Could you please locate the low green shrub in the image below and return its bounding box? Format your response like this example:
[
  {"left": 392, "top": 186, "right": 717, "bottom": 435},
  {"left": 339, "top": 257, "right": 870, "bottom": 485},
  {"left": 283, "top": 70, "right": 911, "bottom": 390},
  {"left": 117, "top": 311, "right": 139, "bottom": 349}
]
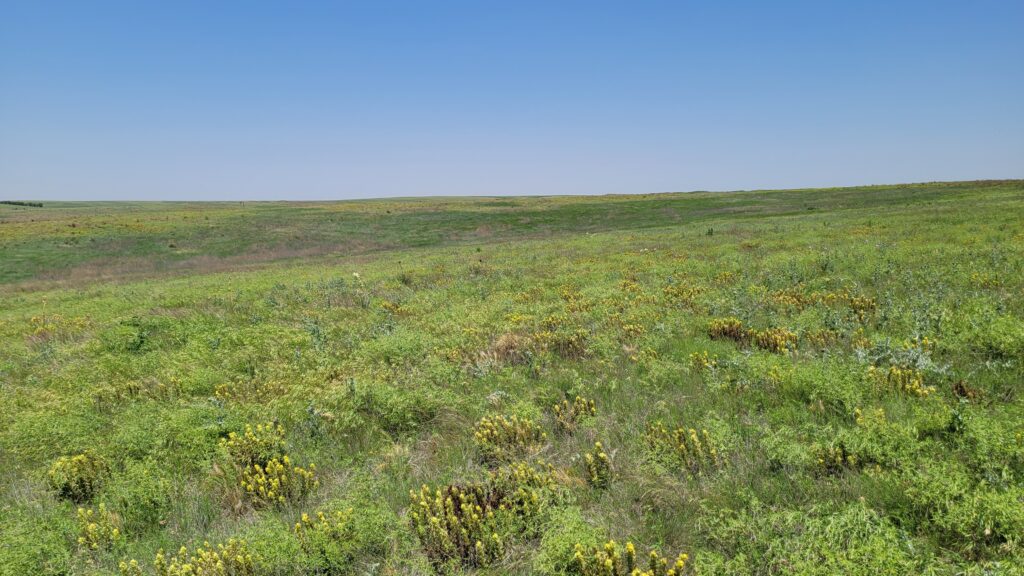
[
  {"left": 100, "top": 458, "right": 171, "bottom": 533},
  {"left": 356, "top": 384, "right": 451, "bottom": 436},
  {"left": 533, "top": 507, "right": 602, "bottom": 576},
  {"left": 812, "top": 408, "right": 919, "bottom": 475},
  {"left": 962, "top": 313, "right": 1024, "bottom": 360},
  {"left": 891, "top": 460, "right": 1024, "bottom": 558},
  {"left": 696, "top": 500, "right": 922, "bottom": 575},
  {"left": 0, "top": 505, "right": 74, "bottom": 576},
  {"left": 759, "top": 425, "right": 816, "bottom": 471}
]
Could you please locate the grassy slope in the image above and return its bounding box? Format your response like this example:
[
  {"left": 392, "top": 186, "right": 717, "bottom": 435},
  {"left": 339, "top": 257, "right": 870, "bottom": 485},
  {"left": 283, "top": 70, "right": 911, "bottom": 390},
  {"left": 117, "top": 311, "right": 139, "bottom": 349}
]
[
  {"left": 2, "top": 180, "right": 1013, "bottom": 287},
  {"left": 1, "top": 180, "right": 1023, "bottom": 575}
]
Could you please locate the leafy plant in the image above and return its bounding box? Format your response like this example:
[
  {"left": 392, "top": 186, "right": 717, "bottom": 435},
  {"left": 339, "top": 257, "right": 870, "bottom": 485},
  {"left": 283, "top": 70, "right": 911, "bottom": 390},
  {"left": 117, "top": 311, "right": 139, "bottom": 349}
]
[
  {"left": 219, "top": 423, "right": 286, "bottom": 468},
  {"left": 408, "top": 461, "right": 556, "bottom": 571},
  {"left": 76, "top": 503, "right": 121, "bottom": 550},
  {"left": 119, "top": 538, "right": 257, "bottom": 576},
  {"left": 583, "top": 442, "right": 612, "bottom": 489},
  {"left": 573, "top": 540, "right": 688, "bottom": 576},
  {"left": 646, "top": 423, "right": 720, "bottom": 475},
  {"left": 48, "top": 451, "right": 108, "bottom": 503},
  {"left": 241, "top": 456, "right": 318, "bottom": 508},
  {"left": 473, "top": 414, "right": 548, "bottom": 463},
  {"left": 293, "top": 508, "right": 356, "bottom": 572},
  {"left": 553, "top": 396, "right": 597, "bottom": 434}
]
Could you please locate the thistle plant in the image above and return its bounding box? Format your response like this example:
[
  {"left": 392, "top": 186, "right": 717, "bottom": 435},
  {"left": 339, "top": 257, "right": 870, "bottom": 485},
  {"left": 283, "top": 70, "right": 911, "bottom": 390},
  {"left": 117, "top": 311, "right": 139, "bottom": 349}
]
[
  {"left": 553, "top": 395, "right": 597, "bottom": 434},
  {"left": 573, "top": 540, "right": 688, "bottom": 576},
  {"left": 584, "top": 442, "right": 612, "bottom": 489}
]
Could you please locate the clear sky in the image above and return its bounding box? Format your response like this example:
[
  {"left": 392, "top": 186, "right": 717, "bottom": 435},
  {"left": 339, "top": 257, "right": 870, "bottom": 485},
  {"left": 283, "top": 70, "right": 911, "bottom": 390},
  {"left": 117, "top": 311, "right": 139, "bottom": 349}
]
[{"left": 1, "top": 1, "right": 1022, "bottom": 200}]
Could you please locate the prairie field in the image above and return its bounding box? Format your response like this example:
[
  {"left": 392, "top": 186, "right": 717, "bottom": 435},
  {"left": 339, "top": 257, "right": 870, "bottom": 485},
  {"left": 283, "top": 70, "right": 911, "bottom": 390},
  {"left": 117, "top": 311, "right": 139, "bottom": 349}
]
[{"left": 2, "top": 180, "right": 1024, "bottom": 575}]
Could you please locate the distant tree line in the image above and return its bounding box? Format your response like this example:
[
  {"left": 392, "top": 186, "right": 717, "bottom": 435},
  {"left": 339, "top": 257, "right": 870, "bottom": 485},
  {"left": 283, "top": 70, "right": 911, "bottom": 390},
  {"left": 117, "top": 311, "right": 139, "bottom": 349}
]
[{"left": 0, "top": 201, "right": 43, "bottom": 207}]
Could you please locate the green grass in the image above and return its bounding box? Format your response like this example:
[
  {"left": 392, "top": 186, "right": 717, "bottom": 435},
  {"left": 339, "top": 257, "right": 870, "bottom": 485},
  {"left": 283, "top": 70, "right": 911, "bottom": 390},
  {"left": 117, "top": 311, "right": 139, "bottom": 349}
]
[
  {"left": 1, "top": 180, "right": 1023, "bottom": 575},
  {"left": 3, "top": 180, "right": 1016, "bottom": 287}
]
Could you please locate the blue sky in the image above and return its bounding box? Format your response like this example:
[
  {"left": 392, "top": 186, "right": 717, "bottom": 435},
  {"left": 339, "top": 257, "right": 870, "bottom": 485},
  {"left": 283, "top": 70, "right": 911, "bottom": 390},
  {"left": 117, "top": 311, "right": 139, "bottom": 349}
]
[{"left": 1, "top": 1, "right": 1022, "bottom": 200}]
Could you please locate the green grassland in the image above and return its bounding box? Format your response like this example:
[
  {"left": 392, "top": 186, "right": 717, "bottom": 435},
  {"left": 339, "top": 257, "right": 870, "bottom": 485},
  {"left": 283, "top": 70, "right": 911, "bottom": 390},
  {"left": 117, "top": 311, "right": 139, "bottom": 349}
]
[{"left": 1, "top": 180, "right": 1023, "bottom": 575}]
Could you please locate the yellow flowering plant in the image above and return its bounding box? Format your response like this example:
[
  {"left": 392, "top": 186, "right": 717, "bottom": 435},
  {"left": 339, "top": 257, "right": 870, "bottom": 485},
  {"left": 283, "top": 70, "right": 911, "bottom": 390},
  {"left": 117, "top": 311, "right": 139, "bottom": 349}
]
[
  {"left": 707, "top": 317, "right": 748, "bottom": 344},
  {"left": 473, "top": 414, "right": 547, "bottom": 463},
  {"left": 688, "top": 351, "right": 718, "bottom": 373},
  {"left": 553, "top": 395, "right": 597, "bottom": 434},
  {"left": 584, "top": 442, "right": 612, "bottom": 489},
  {"left": 294, "top": 508, "right": 356, "bottom": 572},
  {"left": 48, "top": 451, "right": 108, "bottom": 503},
  {"left": 219, "top": 423, "right": 319, "bottom": 508},
  {"left": 646, "top": 423, "right": 720, "bottom": 476},
  {"left": 219, "top": 422, "right": 286, "bottom": 468},
  {"left": 408, "top": 461, "right": 555, "bottom": 570},
  {"left": 119, "top": 538, "right": 256, "bottom": 576},
  {"left": 76, "top": 503, "right": 121, "bottom": 550},
  {"left": 241, "top": 456, "right": 318, "bottom": 508},
  {"left": 573, "top": 540, "right": 688, "bottom": 576},
  {"left": 868, "top": 365, "right": 935, "bottom": 397}
]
